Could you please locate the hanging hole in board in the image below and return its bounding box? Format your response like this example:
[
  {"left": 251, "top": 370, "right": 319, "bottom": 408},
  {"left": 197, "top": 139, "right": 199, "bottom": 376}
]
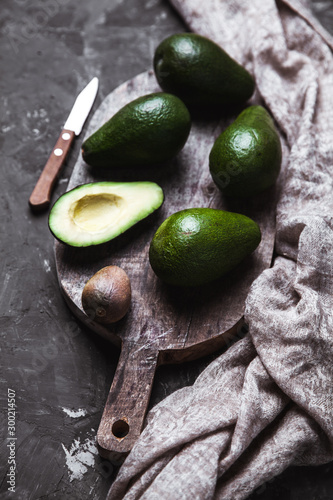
[{"left": 112, "top": 419, "right": 129, "bottom": 438}]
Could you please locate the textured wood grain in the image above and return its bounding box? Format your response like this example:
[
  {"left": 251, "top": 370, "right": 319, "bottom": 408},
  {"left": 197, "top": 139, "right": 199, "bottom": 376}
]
[{"left": 55, "top": 70, "right": 278, "bottom": 461}]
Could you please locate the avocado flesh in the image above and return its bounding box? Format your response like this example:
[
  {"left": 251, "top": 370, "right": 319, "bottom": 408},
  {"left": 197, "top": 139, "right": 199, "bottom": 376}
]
[
  {"left": 49, "top": 181, "right": 164, "bottom": 247},
  {"left": 153, "top": 33, "right": 255, "bottom": 109},
  {"left": 149, "top": 208, "right": 261, "bottom": 287},
  {"left": 209, "top": 105, "right": 282, "bottom": 198},
  {"left": 81, "top": 92, "right": 191, "bottom": 169}
]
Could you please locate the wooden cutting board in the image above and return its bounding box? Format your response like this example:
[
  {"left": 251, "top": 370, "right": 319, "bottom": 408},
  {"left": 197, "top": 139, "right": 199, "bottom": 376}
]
[{"left": 55, "top": 70, "right": 277, "bottom": 463}]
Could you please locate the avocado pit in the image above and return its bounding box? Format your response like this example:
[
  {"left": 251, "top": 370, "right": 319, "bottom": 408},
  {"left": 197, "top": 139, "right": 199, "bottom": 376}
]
[{"left": 82, "top": 265, "right": 131, "bottom": 324}]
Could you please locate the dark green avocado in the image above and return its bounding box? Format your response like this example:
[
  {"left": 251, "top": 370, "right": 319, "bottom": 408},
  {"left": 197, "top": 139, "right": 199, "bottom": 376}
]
[
  {"left": 49, "top": 181, "right": 164, "bottom": 247},
  {"left": 81, "top": 92, "right": 191, "bottom": 168},
  {"left": 153, "top": 33, "right": 255, "bottom": 109},
  {"left": 209, "top": 105, "right": 282, "bottom": 198},
  {"left": 149, "top": 208, "right": 261, "bottom": 287}
]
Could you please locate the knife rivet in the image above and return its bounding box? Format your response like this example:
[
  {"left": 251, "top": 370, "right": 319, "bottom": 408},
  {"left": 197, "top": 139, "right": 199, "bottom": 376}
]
[
  {"left": 54, "top": 148, "right": 63, "bottom": 156},
  {"left": 62, "top": 132, "right": 71, "bottom": 141}
]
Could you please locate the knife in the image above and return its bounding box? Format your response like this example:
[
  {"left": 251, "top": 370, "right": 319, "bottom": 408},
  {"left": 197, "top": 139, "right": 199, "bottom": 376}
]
[{"left": 29, "top": 77, "right": 99, "bottom": 212}]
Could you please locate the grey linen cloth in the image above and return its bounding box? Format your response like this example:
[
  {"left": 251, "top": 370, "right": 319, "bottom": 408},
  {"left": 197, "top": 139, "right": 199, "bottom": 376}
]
[{"left": 107, "top": 1, "right": 333, "bottom": 498}]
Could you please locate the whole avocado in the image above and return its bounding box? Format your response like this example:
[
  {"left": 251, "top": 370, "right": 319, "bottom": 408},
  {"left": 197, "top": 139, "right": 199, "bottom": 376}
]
[
  {"left": 209, "top": 105, "right": 282, "bottom": 198},
  {"left": 82, "top": 92, "right": 191, "bottom": 168},
  {"left": 153, "top": 33, "right": 255, "bottom": 109},
  {"left": 149, "top": 208, "right": 261, "bottom": 287}
]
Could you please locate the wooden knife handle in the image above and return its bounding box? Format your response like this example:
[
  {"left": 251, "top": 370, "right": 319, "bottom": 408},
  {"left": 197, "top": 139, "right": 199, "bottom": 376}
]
[
  {"left": 97, "top": 343, "right": 159, "bottom": 464},
  {"left": 29, "top": 129, "right": 75, "bottom": 212}
]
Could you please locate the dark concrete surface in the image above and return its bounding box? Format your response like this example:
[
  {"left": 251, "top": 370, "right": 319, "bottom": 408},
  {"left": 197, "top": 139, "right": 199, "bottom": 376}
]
[{"left": 1, "top": 0, "right": 333, "bottom": 499}]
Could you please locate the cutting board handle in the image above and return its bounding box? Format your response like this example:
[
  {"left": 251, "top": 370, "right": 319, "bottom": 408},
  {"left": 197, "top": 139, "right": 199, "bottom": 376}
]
[{"left": 97, "top": 343, "right": 159, "bottom": 463}]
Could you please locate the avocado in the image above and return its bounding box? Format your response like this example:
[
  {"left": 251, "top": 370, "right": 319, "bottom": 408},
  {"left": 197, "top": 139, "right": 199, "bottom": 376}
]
[
  {"left": 153, "top": 33, "right": 255, "bottom": 109},
  {"left": 81, "top": 92, "right": 191, "bottom": 168},
  {"left": 149, "top": 208, "right": 261, "bottom": 287},
  {"left": 209, "top": 105, "right": 282, "bottom": 198},
  {"left": 49, "top": 181, "right": 164, "bottom": 247},
  {"left": 82, "top": 266, "right": 131, "bottom": 324}
]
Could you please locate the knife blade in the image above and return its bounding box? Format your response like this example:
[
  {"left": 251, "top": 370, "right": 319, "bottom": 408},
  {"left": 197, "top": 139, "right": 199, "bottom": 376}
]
[{"left": 29, "top": 77, "right": 99, "bottom": 212}]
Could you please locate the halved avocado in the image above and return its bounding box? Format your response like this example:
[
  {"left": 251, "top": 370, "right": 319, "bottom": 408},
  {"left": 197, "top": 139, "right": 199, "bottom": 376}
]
[{"left": 48, "top": 181, "right": 164, "bottom": 247}]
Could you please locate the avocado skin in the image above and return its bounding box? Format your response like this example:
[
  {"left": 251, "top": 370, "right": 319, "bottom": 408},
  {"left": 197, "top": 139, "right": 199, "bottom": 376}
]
[
  {"left": 82, "top": 92, "right": 191, "bottom": 168},
  {"left": 209, "top": 106, "right": 282, "bottom": 198},
  {"left": 153, "top": 33, "right": 255, "bottom": 109},
  {"left": 149, "top": 208, "right": 261, "bottom": 287}
]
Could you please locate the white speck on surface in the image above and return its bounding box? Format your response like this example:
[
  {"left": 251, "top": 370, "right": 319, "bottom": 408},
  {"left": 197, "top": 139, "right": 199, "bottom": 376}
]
[
  {"left": 62, "top": 436, "right": 98, "bottom": 482},
  {"left": 62, "top": 407, "right": 87, "bottom": 418},
  {"left": 2, "top": 124, "right": 14, "bottom": 133},
  {"left": 157, "top": 10, "right": 167, "bottom": 20},
  {"left": 43, "top": 259, "right": 51, "bottom": 272}
]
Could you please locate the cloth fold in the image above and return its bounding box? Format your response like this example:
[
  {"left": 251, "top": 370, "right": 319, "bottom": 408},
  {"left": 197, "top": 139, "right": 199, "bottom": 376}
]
[{"left": 107, "top": 1, "right": 333, "bottom": 498}]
